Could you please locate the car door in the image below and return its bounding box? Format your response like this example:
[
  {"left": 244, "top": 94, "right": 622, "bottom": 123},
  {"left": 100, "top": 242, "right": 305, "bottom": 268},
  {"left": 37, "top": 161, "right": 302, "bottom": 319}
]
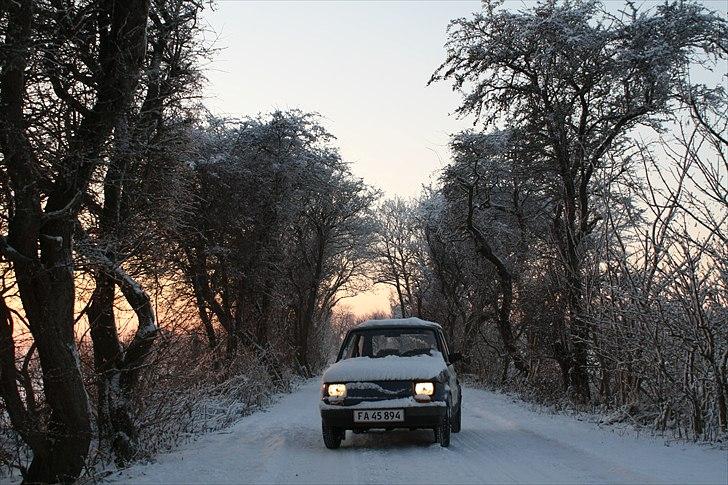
[{"left": 438, "top": 330, "right": 460, "bottom": 409}]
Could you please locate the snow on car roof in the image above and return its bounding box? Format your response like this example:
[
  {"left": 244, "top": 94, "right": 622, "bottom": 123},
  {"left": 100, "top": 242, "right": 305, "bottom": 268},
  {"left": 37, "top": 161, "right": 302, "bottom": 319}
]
[{"left": 354, "top": 317, "right": 442, "bottom": 330}]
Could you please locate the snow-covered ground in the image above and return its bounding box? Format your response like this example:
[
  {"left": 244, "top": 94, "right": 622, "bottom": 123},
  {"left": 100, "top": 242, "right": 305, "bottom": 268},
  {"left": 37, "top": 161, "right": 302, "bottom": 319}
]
[{"left": 113, "top": 380, "right": 727, "bottom": 484}]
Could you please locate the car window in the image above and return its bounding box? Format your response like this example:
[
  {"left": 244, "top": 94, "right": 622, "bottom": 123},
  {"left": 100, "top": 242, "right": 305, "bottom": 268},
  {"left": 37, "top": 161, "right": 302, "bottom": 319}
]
[
  {"left": 339, "top": 328, "right": 440, "bottom": 360},
  {"left": 339, "top": 333, "right": 361, "bottom": 359},
  {"left": 439, "top": 331, "right": 451, "bottom": 360}
]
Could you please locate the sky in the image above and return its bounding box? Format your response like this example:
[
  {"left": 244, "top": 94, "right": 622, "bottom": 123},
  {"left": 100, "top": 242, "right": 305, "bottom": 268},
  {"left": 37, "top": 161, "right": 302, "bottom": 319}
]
[
  {"left": 201, "top": 1, "right": 480, "bottom": 198},
  {"left": 201, "top": 1, "right": 487, "bottom": 315},
  {"left": 201, "top": 0, "right": 727, "bottom": 316}
]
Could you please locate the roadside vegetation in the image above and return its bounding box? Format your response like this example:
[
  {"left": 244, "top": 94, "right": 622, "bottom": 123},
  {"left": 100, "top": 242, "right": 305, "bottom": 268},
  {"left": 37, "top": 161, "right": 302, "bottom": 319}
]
[
  {"left": 408, "top": 0, "right": 727, "bottom": 443},
  {"left": 0, "top": 0, "right": 725, "bottom": 482}
]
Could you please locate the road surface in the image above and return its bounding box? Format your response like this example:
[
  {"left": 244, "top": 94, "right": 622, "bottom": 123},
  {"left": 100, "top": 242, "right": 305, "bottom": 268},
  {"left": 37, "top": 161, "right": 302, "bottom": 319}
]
[{"left": 114, "top": 380, "right": 727, "bottom": 484}]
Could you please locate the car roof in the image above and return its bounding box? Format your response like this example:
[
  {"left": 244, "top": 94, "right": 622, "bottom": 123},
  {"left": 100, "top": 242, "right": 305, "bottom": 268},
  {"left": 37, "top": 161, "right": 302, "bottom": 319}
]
[{"left": 353, "top": 317, "right": 442, "bottom": 331}]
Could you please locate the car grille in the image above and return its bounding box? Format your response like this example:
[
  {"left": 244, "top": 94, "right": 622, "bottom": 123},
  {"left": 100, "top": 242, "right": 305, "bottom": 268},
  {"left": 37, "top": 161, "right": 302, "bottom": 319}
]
[{"left": 345, "top": 380, "right": 411, "bottom": 400}]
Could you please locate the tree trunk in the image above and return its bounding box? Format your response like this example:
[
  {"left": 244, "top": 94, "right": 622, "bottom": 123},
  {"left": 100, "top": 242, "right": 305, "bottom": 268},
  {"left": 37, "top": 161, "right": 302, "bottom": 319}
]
[
  {"left": 187, "top": 248, "right": 236, "bottom": 358},
  {"left": 17, "top": 250, "right": 93, "bottom": 483},
  {"left": 255, "top": 278, "right": 274, "bottom": 348},
  {"left": 191, "top": 277, "right": 218, "bottom": 351},
  {"left": 88, "top": 249, "right": 159, "bottom": 464},
  {"left": 186, "top": 250, "right": 219, "bottom": 351},
  {"left": 84, "top": 112, "right": 162, "bottom": 464},
  {"left": 464, "top": 183, "right": 528, "bottom": 375},
  {"left": 88, "top": 272, "right": 121, "bottom": 443},
  {"left": 0, "top": 298, "right": 46, "bottom": 473},
  {"left": 88, "top": 271, "right": 141, "bottom": 465},
  {"left": 714, "top": 362, "right": 727, "bottom": 433},
  {"left": 395, "top": 281, "right": 407, "bottom": 318},
  {"left": 566, "top": 270, "right": 591, "bottom": 401},
  {"left": 553, "top": 199, "right": 591, "bottom": 402},
  {"left": 297, "top": 231, "right": 326, "bottom": 374},
  {"left": 297, "top": 281, "right": 319, "bottom": 374}
]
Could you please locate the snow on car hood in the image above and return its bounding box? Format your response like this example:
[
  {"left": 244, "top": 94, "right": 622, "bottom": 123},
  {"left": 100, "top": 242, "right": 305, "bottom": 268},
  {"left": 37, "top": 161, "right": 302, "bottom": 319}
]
[{"left": 322, "top": 351, "right": 447, "bottom": 383}]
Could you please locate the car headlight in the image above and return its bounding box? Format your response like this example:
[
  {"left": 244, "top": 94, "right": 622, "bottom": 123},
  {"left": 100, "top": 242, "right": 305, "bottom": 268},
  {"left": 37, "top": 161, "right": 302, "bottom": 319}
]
[
  {"left": 327, "top": 383, "right": 347, "bottom": 398},
  {"left": 414, "top": 382, "right": 434, "bottom": 396}
]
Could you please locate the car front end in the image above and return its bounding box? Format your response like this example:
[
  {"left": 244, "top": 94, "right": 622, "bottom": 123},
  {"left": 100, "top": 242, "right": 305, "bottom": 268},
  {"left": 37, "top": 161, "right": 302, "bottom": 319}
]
[{"left": 320, "top": 378, "right": 448, "bottom": 431}]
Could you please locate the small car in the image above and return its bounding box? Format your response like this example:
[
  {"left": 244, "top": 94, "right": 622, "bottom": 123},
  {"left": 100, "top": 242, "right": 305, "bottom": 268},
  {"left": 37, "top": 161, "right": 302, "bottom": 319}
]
[{"left": 319, "top": 317, "right": 462, "bottom": 448}]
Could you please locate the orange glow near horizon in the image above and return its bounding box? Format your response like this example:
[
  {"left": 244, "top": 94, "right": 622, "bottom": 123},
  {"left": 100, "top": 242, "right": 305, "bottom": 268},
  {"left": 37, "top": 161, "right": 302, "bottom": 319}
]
[
  {"left": 338, "top": 285, "right": 392, "bottom": 317},
  {"left": 6, "top": 278, "right": 392, "bottom": 345}
]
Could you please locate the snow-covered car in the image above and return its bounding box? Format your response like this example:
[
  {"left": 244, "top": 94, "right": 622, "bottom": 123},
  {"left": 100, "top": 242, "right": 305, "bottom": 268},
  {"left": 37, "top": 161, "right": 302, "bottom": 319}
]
[{"left": 319, "top": 317, "right": 462, "bottom": 449}]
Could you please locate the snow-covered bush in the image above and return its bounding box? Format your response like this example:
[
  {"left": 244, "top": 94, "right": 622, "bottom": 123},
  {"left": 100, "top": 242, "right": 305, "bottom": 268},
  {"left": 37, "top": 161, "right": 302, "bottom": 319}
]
[{"left": 130, "top": 335, "right": 296, "bottom": 460}]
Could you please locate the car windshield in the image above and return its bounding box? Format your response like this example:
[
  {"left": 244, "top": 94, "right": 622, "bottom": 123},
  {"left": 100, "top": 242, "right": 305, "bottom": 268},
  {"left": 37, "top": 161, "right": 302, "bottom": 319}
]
[{"left": 339, "top": 328, "right": 440, "bottom": 360}]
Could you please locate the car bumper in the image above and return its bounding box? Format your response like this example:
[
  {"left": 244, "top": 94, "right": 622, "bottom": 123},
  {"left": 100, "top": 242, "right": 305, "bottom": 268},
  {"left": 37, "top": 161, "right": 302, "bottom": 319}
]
[{"left": 320, "top": 400, "right": 446, "bottom": 430}]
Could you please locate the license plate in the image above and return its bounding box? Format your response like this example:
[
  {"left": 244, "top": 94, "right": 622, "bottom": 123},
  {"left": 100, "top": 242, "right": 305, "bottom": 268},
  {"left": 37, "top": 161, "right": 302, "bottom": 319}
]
[{"left": 353, "top": 409, "right": 404, "bottom": 423}]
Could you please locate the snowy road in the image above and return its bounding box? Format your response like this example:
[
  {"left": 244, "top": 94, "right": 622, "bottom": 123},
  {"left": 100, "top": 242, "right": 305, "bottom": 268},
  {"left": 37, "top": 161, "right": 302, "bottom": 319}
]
[{"left": 115, "top": 380, "right": 727, "bottom": 484}]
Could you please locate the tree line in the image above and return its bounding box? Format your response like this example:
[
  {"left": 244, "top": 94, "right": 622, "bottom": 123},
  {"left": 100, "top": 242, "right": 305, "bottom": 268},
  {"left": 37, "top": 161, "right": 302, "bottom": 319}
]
[
  {"left": 375, "top": 0, "right": 726, "bottom": 442},
  {"left": 0, "top": 0, "right": 726, "bottom": 482},
  {"left": 0, "top": 1, "right": 377, "bottom": 481}
]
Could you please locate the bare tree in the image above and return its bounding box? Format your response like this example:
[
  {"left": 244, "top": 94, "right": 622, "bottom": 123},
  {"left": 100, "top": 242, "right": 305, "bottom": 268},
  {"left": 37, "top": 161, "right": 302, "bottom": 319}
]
[
  {"left": 0, "top": 1, "right": 150, "bottom": 480},
  {"left": 441, "top": 130, "right": 540, "bottom": 376},
  {"left": 431, "top": 0, "right": 726, "bottom": 400},
  {"left": 372, "top": 198, "right": 425, "bottom": 318},
  {"left": 175, "top": 112, "right": 377, "bottom": 375},
  {"left": 288, "top": 167, "right": 378, "bottom": 373},
  {"left": 79, "top": 1, "right": 207, "bottom": 464}
]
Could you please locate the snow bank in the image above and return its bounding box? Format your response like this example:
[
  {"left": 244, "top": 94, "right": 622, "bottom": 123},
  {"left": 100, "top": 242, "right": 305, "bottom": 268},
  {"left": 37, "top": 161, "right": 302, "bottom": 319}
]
[
  {"left": 322, "top": 351, "right": 447, "bottom": 382},
  {"left": 133, "top": 351, "right": 295, "bottom": 461}
]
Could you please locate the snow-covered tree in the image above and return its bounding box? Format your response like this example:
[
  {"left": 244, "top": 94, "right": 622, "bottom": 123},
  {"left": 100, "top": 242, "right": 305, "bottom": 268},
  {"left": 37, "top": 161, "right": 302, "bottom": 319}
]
[
  {"left": 0, "top": 1, "right": 151, "bottom": 480},
  {"left": 175, "top": 111, "right": 377, "bottom": 374},
  {"left": 372, "top": 198, "right": 428, "bottom": 319},
  {"left": 431, "top": 0, "right": 726, "bottom": 400}
]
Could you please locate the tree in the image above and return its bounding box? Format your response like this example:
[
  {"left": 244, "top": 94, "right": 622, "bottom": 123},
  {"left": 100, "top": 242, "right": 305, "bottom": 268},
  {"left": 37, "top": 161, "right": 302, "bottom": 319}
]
[
  {"left": 0, "top": 1, "right": 151, "bottom": 480},
  {"left": 80, "top": 0, "right": 207, "bottom": 464},
  {"left": 176, "top": 111, "right": 376, "bottom": 374},
  {"left": 372, "top": 198, "right": 425, "bottom": 318},
  {"left": 431, "top": 0, "right": 726, "bottom": 400},
  {"left": 419, "top": 194, "right": 468, "bottom": 342},
  {"left": 177, "top": 113, "right": 314, "bottom": 358},
  {"left": 442, "top": 130, "right": 539, "bottom": 376},
  {"left": 288, "top": 165, "right": 378, "bottom": 372}
]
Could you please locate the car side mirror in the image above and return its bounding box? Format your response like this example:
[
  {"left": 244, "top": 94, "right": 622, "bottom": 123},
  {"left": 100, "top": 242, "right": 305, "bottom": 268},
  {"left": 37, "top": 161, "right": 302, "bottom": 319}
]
[{"left": 450, "top": 352, "right": 463, "bottom": 364}]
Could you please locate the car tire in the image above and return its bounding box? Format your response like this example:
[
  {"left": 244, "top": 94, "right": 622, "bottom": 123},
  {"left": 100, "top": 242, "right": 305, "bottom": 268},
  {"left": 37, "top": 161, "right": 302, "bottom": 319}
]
[
  {"left": 322, "top": 423, "right": 343, "bottom": 449},
  {"left": 434, "top": 404, "right": 451, "bottom": 447},
  {"left": 451, "top": 401, "right": 462, "bottom": 433}
]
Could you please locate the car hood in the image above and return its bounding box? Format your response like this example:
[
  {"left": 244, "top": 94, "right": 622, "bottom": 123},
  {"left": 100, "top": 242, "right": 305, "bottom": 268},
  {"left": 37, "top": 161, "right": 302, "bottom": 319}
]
[{"left": 322, "top": 351, "right": 447, "bottom": 383}]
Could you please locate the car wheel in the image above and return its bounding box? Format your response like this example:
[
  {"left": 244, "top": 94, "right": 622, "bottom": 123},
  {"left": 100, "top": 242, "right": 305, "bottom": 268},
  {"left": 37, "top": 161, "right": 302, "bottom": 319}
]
[
  {"left": 434, "top": 404, "right": 451, "bottom": 447},
  {"left": 322, "top": 423, "right": 343, "bottom": 449},
  {"left": 451, "top": 399, "right": 462, "bottom": 433}
]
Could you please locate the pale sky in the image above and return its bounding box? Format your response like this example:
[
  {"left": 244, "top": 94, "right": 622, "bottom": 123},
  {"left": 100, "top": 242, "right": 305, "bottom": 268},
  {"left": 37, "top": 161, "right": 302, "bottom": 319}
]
[
  {"left": 201, "top": 1, "right": 486, "bottom": 315},
  {"left": 201, "top": 0, "right": 726, "bottom": 316},
  {"left": 201, "top": 1, "right": 480, "bottom": 198}
]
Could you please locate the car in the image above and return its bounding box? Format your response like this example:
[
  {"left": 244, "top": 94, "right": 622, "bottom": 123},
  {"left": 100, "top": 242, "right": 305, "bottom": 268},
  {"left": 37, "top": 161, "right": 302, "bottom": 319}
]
[{"left": 319, "top": 317, "right": 462, "bottom": 449}]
